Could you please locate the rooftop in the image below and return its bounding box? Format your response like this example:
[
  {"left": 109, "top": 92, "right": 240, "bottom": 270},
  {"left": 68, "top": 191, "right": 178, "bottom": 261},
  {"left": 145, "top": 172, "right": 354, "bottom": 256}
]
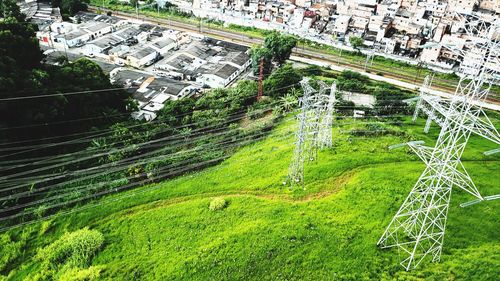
[
  {"left": 223, "top": 51, "right": 250, "bottom": 66},
  {"left": 151, "top": 38, "right": 175, "bottom": 49},
  {"left": 149, "top": 77, "right": 190, "bottom": 96},
  {"left": 81, "top": 21, "right": 112, "bottom": 33},
  {"left": 57, "top": 29, "right": 89, "bottom": 41},
  {"left": 185, "top": 42, "right": 216, "bottom": 59},
  {"left": 88, "top": 36, "right": 122, "bottom": 49},
  {"left": 209, "top": 64, "right": 239, "bottom": 79},
  {"left": 114, "top": 26, "right": 142, "bottom": 40},
  {"left": 130, "top": 47, "right": 158, "bottom": 59},
  {"left": 74, "top": 11, "right": 123, "bottom": 24}
]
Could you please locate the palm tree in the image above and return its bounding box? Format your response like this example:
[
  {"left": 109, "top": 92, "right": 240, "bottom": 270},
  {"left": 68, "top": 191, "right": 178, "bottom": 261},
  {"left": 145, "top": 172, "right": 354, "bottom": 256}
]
[{"left": 280, "top": 92, "right": 299, "bottom": 112}]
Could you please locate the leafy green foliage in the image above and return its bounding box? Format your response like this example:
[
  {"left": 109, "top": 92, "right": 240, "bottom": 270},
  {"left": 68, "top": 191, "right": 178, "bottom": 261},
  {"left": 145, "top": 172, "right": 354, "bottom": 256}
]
[
  {"left": 262, "top": 31, "right": 297, "bottom": 65},
  {"left": 0, "top": 233, "right": 25, "bottom": 273},
  {"left": 0, "top": 0, "right": 26, "bottom": 21},
  {"left": 334, "top": 70, "right": 412, "bottom": 116},
  {"left": 57, "top": 266, "right": 102, "bottom": 281},
  {"left": 0, "top": 15, "right": 131, "bottom": 143},
  {"left": 251, "top": 31, "right": 297, "bottom": 74},
  {"left": 251, "top": 46, "right": 273, "bottom": 75},
  {"left": 36, "top": 228, "right": 104, "bottom": 269},
  {"left": 52, "top": 0, "right": 89, "bottom": 17},
  {"left": 349, "top": 36, "right": 364, "bottom": 50},
  {"left": 263, "top": 63, "right": 302, "bottom": 98},
  {"left": 3, "top": 115, "right": 499, "bottom": 279},
  {"left": 209, "top": 197, "right": 227, "bottom": 211}
]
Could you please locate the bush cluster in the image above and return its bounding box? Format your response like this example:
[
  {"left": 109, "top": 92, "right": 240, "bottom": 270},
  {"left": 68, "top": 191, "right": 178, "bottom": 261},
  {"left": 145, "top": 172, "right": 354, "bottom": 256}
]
[
  {"left": 209, "top": 198, "right": 227, "bottom": 211},
  {"left": 37, "top": 228, "right": 104, "bottom": 269}
]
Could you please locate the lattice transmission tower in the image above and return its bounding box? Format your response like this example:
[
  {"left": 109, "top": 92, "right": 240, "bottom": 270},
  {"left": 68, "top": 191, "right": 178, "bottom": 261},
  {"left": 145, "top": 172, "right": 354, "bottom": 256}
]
[
  {"left": 286, "top": 79, "right": 334, "bottom": 188},
  {"left": 318, "top": 82, "right": 338, "bottom": 149},
  {"left": 378, "top": 13, "right": 500, "bottom": 271}
]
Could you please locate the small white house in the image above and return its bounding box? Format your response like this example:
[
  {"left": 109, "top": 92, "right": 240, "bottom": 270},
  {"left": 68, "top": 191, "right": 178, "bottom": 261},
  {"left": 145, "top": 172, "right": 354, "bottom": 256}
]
[
  {"left": 198, "top": 64, "right": 240, "bottom": 88},
  {"left": 81, "top": 21, "right": 113, "bottom": 40},
  {"left": 149, "top": 38, "right": 177, "bottom": 55},
  {"left": 82, "top": 36, "right": 122, "bottom": 55},
  {"left": 127, "top": 47, "right": 159, "bottom": 68},
  {"left": 54, "top": 29, "right": 90, "bottom": 48}
]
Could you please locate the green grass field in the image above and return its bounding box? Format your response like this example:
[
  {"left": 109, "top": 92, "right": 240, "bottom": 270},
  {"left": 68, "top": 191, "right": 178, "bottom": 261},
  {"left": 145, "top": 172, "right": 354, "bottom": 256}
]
[{"left": 2, "top": 116, "right": 499, "bottom": 280}]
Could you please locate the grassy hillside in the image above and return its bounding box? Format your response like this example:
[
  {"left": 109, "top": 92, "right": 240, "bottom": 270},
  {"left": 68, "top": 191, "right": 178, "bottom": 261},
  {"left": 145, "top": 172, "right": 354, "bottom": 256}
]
[{"left": 2, "top": 116, "right": 499, "bottom": 280}]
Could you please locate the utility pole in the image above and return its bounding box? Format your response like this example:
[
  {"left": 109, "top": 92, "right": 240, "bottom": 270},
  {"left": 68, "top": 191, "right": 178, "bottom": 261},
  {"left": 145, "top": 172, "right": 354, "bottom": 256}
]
[
  {"left": 378, "top": 13, "right": 500, "bottom": 271},
  {"left": 364, "top": 49, "right": 374, "bottom": 71},
  {"left": 257, "top": 58, "right": 264, "bottom": 101},
  {"left": 136, "top": 2, "right": 139, "bottom": 20}
]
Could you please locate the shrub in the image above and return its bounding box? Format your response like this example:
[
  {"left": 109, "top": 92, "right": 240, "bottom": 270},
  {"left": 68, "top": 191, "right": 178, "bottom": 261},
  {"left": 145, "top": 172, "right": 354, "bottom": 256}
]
[
  {"left": 209, "top": 198, "right": 227, "bottom": 211},
  {"left": 39, "top": 220, "right": 53, "bottom": 236},
  {"left": 0, "top": 233, "right": 25, "bottom": 272},
  {"left": 57, "top": 266, "right": 102, "bottom": 281},
  {"left": 37, "top": 228, "right": 104, "bottom": 269}
]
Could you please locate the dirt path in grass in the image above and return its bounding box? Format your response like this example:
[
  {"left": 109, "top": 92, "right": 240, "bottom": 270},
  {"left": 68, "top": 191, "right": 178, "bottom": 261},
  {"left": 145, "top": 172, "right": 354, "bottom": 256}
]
[{"left": 95, "top": 159, "right": 498, "bottom": 224}]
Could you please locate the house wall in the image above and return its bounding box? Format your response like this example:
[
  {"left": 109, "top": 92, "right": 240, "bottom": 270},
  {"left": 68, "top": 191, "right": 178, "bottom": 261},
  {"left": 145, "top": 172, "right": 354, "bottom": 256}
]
[
  {"left": 198, "top": 74, "right": 226, "bottom": 88},
  {"left": 127, "top": 52, "right": 158, "bottom": 68}
]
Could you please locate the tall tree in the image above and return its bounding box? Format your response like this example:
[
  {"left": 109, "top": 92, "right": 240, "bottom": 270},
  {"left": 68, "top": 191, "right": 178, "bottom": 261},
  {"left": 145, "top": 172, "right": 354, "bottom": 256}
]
[
  {"left": 0, "top": 0, "right": 26, "bottom": 21},
  {"left": 52, "top": 0, "right": 89, "bottom": 17},
  {"left": 0, "top": 8, "right": 131, "bottom": 141},
  {"left": 250, "top": 46, "right": 272, "bottom": 75},
  {"left": 349, "top": 36, "right": 364, "bottom": 52},
  {"left": 263, "top": 31, "right": 297, "bottom": 65}
]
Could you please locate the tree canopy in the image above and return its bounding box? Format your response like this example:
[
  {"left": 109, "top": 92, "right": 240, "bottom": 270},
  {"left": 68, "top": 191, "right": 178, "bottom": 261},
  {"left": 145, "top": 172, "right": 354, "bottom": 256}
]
[
  {"left": 349, "top": 36, "right": 364, "bottom": 51},
  {"left": 251, "top": 31, "right": 297, "bottom": 74},
  {"left": 52, "top": 0, "right": 89, "bottom": 17},
  {"left": 262, "top": 31, "right": 297, "bottom": 65},
  {"left": 250, "top": 46, "right": 273, "bottom": 75},
  {"left": 0, "top": 4, "right": 131, "bottom": 141}
]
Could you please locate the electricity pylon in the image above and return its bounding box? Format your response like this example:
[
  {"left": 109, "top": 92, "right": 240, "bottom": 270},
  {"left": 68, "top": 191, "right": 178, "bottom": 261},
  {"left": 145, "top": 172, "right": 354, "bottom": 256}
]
[
  {"left": 307, "top": 81, "right": 329, "bottom": 160},
  {"left": 286, "top": 79, "right": 333, "bottom": 188},
  {"left": 378, "top": 13, "right": 500, "bottom": 270},
  {"left": 286, "top": 78, "right": 316, "bottom": 188},
  {"left": 318, "top": 82, "right": 337, "bottom": 149}
]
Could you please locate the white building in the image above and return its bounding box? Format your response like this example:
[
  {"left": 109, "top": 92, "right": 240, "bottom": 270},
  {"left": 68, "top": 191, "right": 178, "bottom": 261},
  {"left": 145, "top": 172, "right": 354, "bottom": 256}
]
[
  {"left": 54, "top": 29, "right": 90, "bottom": 48},
  {"left": 80, "top": 21, "right": 114, "bottom": 40},
  {"left": 199, "top": 64, "right": 240, "bottom": 88},
  {"left": 149, "top": 38, "right": 177, "bottom": 55},
  {"left": 127, "top": 47, "right": 160, "bottom": 68}
]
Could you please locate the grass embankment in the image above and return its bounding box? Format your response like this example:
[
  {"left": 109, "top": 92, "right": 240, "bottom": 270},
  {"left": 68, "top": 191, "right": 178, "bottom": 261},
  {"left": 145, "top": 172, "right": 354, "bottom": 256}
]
[{"left": 2, "top": 114, "right": 499, "bottom": 280}]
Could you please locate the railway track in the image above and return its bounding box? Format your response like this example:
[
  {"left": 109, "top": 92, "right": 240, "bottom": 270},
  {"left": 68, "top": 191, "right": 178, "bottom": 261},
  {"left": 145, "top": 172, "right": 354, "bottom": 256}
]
[{"left": 89, "top": 7, "right": 500, "bottom": 106}]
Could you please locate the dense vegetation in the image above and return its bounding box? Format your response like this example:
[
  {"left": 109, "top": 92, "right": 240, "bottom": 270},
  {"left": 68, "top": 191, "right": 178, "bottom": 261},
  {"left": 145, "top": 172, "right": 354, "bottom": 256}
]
[
  {"left": 0, "top": 0, "right": 132, "bottom": 142},
  {"left": 251, "top": 31, "right": 297, "bottom": 75},
  {"left": 1, "top": 111, "right": 498, "bottom": 280},
  {"left": 52, "top": 0, "right": 89, "bottom": 18},
  {"left": 4, "top": 3, "right": 496, "bottom": 279}
]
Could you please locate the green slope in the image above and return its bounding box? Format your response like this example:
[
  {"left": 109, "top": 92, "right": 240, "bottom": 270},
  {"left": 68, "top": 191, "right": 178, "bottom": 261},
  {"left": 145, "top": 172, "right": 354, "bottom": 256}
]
[{"left": 3, "top": 116, "right": 500, "bottom": 280}]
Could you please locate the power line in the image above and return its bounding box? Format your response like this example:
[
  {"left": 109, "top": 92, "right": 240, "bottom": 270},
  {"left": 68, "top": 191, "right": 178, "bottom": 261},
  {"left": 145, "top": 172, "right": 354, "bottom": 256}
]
[
  {"left": 0, "top": 104, "right": 284, "bottom": 192},
  {"left": 0, "top": 87, "right": 133, "bottom": 102},
  {"left": 0, "top": 126, "right": 293, "bottom": 216},
  {"left": 0, "top": 112, "right": 131, "bottom": 132},
  {"left": 0, "top": 102, "right": 277, "bottom": 160},
  {"left": 0, "top": 127, "right": 296, "bottom": 226}
]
